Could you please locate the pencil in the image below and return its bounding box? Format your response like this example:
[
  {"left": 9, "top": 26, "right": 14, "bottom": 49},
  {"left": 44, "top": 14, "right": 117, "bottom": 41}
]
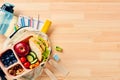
[
  {"left": 21, "top": 17, "right": 25, "bottom": 27},
  {"left": 30, "top": 17, "right": 33, "bottom": 27},
  {"left": 36, "top": 14, "right": 40, "bottom": 30}
]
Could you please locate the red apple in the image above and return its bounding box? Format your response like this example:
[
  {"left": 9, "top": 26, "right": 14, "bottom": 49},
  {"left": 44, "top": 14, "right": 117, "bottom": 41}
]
[
  {"left": 24, "top": 62, "right": 30, "bottom": 68},
  {"left": 14, "top": 42, "right": 30, "bottom": 57},
  {"left": 20, "top": 57, "right": 27, "bottom": 63}
]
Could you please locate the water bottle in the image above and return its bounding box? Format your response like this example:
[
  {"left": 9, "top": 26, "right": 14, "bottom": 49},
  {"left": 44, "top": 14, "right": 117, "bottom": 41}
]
[{"left": 0, "top": 3, "right": 17, "bottom": 37}]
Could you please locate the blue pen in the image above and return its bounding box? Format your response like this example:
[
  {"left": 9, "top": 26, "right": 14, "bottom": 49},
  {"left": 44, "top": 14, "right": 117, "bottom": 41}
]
[
  {"left": 21, "top": 17, "right": 25, "bottom": 27},
  {"left": 28, "top": 18, "right": 30, "bottom": 26}
]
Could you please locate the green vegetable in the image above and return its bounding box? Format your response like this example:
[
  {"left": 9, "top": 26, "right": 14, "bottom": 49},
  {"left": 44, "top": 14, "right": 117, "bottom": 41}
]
[
  {"left": 30, "top": 52, "right": 37, "bottom": 59},
  {"left": 31, "top": 59, "right": 38, "bottom": 64},
  {"left": 38, "top": 36, "right": 44, "bottom": 42},
  {"left": 27, "top": 55, "right": 34, "bottom": 62},
  {"left": 37, "top": 36, "right": 50, "bottom": 62},
  {"left": 38, "top": 36, "right": 47, "bottom": 47},
  {"left": 55, "top": 46, "right": 63, "bottom": 52},
  {"left": 42, "top": 47, "right": 50, "bottom": 62}
]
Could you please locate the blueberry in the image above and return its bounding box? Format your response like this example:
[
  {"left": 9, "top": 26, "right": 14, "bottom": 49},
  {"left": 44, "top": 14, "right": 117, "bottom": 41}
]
[
  {"left": 1, "top": 59, "right": 4, "bottom": 62},
  {"left": 6, "top": 57, "right": 10, "bottom": 60},
  {"left": 6, "top": 60, "right": 10, "bottom": 63},
  {"left": 6, "top": 50, "right": 12, "bottom": 55},
  {"left": 10, "top": 54, "right": 14, "bottom": 58},
  {"left": 12, "top": 59, "right": 17, "bottom": 63},
  {"left": 0, "top": 49, "right": 17, "bottom": 67},
  {"left": 3, "top": 61, "right": 7, "bottom": 65},
  {"left": 12, "top": 56, "right": 17, "bottom": 60},
  {"left": 1, "top": 55, "right": 5, "bottom": 58},
  {"left": 4, "top": 65, "right": 8, "bottom": 67},
  {"left": 5, "top": 55, "right": 9, "bottom": 58},
  {"left": 9, "top": 52, "right": 13, "bottom": 55},
  {"left": 9, "top": 61, "right": 12, "bottom": 65}
]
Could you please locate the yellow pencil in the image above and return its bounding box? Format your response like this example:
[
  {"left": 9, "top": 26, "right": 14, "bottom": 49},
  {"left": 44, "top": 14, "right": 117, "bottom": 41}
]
[{"left": 41, "top": 20, "right": 52, "bottom": 33}]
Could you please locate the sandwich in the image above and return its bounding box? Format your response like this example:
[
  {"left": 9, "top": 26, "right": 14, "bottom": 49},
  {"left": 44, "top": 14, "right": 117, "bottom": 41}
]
[{"left": 29, "top": 35, "right": 49, "bottom": 61}]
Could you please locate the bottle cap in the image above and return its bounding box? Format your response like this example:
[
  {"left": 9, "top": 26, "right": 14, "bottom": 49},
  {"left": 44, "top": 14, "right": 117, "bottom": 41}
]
[{"left": 1, "top": 3, "right": 14, "bottom": 13}]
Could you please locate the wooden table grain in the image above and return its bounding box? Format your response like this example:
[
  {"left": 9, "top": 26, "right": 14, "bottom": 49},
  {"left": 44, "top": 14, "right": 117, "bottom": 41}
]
[{"left": 1, "top": 0, "right": 120, "bottom": 80}]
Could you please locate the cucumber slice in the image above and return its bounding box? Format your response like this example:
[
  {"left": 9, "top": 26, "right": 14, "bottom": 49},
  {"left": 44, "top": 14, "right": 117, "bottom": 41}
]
[
  {"left": 31, "top": 59, "right": 38, "bottom": 64},
  {"left": 27, "top": 55, "right": 34, "bottom": 62},
  {"left": 30, "top": 52, "right": 37, "bottom": 59}
]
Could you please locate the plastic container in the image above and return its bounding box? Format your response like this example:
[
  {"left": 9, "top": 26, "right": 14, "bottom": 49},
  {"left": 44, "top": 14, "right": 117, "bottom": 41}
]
[
  {"left": 0, "top": 3, "right": 18, "bottom": 37},
  {"left": 0, "top": 27, "right": 51, "bottom": 80}
]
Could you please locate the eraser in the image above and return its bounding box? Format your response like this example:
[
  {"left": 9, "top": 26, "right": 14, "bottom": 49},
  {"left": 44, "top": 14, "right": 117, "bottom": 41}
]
[{"left": 53, "top": 54, "right": 60, "bottom": 62}]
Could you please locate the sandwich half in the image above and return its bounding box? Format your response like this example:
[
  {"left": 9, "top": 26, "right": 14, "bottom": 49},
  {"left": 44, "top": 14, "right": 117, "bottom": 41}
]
[{"left": 29, "top": 37, "right": 43, "bottom": 61}]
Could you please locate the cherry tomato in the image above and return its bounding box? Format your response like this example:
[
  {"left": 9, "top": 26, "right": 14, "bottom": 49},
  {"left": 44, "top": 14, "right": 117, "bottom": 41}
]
[
  {"left": 24, "top": 62, "right": 30, "bottom": 68},
  {"left": 20, "top": 57, "right": 27, "bottom": 63}
]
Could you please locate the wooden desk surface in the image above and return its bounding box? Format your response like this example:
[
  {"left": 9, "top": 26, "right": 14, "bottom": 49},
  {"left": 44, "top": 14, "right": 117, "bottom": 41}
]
[{"left": 1, "top": 0, "right": 120, "bottom": 80}]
